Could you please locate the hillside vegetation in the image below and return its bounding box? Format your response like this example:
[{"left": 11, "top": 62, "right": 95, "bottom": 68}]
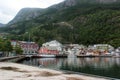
[{"left": 1, "top": 0, "right": 120, "bottom": 47}]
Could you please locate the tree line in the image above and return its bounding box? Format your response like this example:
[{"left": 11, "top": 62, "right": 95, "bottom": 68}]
[{"left": 0, "top": 38, "right": 23, "bottom": 57}]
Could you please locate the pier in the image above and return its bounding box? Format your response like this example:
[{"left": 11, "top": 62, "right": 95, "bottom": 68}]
[{"left": 0, "top": 56, "right": 25, "bottom": 62}]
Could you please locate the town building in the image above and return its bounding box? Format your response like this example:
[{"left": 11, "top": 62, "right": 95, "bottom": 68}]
[
  {"left": 11, "top": 41, "right": 39, "bottom": 55},
  {"left": 63, "top": 44, "right": 86, "bottom": 55},
  {"left": 92, "top": 44, "right": 114, "bottom": 51},
  {"left": 38, "top": 40, "right": 63, "bottom": 54},
  {"left": 88, "top": 44, "right": 114, "bottom": 55},
  {"left": 11, "top": 40, "right": 19, "bottom": 48},
  {"left": 115, "top": 47, "right": 120, "bottom": 56},
  {"left": 19, "top": 41, "right": 39, "bottom": 55}
]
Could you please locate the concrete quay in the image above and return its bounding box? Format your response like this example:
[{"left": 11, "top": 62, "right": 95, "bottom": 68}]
[
  {"left": 0, "top": 62, "right": 111, "bottom": 80},
  {"left": 0, "top": 56, "right": 25, "bottom": 62}
]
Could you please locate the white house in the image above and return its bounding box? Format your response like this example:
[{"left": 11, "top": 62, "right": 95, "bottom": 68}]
[
  {"left": 115, "top": 47, "right": 120, "bottom": 56},
  {"left": 11, "top": 40, "right": 19, "bottom": 48},
  {"left": 63, "top": 44, "right": 86, "bottom": 55},
  {"left": 42, "top": 40, "right": 63, "bottom": 52},
  {"left": 88, "top": 44, "right": 114, "bottom": 51}
]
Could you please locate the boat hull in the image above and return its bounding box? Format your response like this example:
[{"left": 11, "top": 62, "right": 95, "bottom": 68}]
[{"left": 38, "top": 54, "right": 56, "bottom": 58}]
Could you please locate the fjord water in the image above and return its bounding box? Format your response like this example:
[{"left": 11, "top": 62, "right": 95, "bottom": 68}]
[{"left": 18, "top": 57, "right": 120, "bottom": 79}]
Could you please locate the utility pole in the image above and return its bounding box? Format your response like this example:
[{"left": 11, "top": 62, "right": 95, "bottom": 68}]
[{"left": 26, "top": 32, "right": 31, "bottom": 55}]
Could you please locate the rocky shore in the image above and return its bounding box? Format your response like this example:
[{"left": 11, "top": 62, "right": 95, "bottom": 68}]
[{"left": 0, "top": 62, "right": 108, "bottom": 80}]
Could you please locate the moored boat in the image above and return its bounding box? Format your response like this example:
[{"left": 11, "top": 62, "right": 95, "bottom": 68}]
[{"left": 37, "top": 54, "right": 56, "bottom": 58}]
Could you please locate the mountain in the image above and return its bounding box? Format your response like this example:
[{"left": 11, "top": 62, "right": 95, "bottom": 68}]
[
  {"left": 7, "top": 0, "right": 120, "bottom": 25},
  {"left": 0, "top": 23, "right": 4, "bottom": 27},
  {"left": 6, "top": 0, "right": 120, "bottom": 25},
  {"left": 8, "top": 8, "right": 43, "bottom": 25},
  {"left": 1, "top": 0, "right": 120, "bottom": 47},
  {"left": 46, "top": 0, "right": 120, "bottom": 9}
]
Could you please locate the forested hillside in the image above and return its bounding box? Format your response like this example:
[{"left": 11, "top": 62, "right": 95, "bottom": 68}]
[{"left": 1, "top": 0, "right": 120, "bottom": 47}]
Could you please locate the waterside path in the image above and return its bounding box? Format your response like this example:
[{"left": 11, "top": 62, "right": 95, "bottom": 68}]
[{"left": 0, "top": 62, "right": 110, "bottom": 80}]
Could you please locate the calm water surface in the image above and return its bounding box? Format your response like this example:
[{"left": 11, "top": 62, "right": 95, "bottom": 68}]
[{"left": 18, "top": 57, "right": 120, "bottom": 79}]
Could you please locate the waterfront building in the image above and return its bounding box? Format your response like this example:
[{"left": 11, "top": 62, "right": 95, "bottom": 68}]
[
  {"left": 19, "top": 41, "right": 39, "bottom": 55},
  {"left": 39, "top": 40, "right": 62, "bottom": 54},
  {"left": 115, "top": 47, "right": 120, "bottom": 56},
  {"left": 11, "top": 40, "right": 39, "bottom": 55},
  {"left": 88, "top": 44, "right": 114, "bottom": 55},
  {"left": 10, "top": 40, "right": 20, "bottom": 56},
  {"left": 11, "top": 40, "right": 19, "bottom": 47},
  {"left": 38, "top": 47, "right": 59, "bottom": 54},
  {"left": 72, "top": 44, "right": 86, "bottom": 55},
  {"left": 92, "top": 44, "right": 114, "bottom": 51},
  {"left": 63, "top": 44, "right": 86, "bottom": 55}
]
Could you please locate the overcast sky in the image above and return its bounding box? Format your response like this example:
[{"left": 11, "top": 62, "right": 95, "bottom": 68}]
[{"left": 0, "top": 0, "right": 64, "bottom": 24}]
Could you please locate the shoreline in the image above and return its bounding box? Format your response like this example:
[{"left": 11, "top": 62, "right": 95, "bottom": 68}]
[
  {"left": 0, "top": 56, "right": 25, "bottom": 62},
  {"left": 0, "top": 62, "right": 109, "bottom": 80}
]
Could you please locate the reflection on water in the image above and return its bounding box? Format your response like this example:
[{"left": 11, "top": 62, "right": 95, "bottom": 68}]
[
  {"left": 19, "top": 57, "right": 120, "bottom": 78},
  {"left": 38, "top": 58, "right": 59, "bottom": 69}
]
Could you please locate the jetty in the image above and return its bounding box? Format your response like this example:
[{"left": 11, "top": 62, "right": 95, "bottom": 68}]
[{"left": 0, "top": 55, "right": 25, "bottom": 62}]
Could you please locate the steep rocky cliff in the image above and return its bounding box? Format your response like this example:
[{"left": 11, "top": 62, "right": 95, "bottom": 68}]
[{"left": 8, "top": 8, "right": 43, "bottom": 25}]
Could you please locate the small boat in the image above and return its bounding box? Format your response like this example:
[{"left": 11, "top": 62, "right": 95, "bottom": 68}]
[
  {"left": 37, "top": 54, "right": 56, "bottom": 58},
  {"left": 77, "top": 52, "right": 95, "bottom": 57}
]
